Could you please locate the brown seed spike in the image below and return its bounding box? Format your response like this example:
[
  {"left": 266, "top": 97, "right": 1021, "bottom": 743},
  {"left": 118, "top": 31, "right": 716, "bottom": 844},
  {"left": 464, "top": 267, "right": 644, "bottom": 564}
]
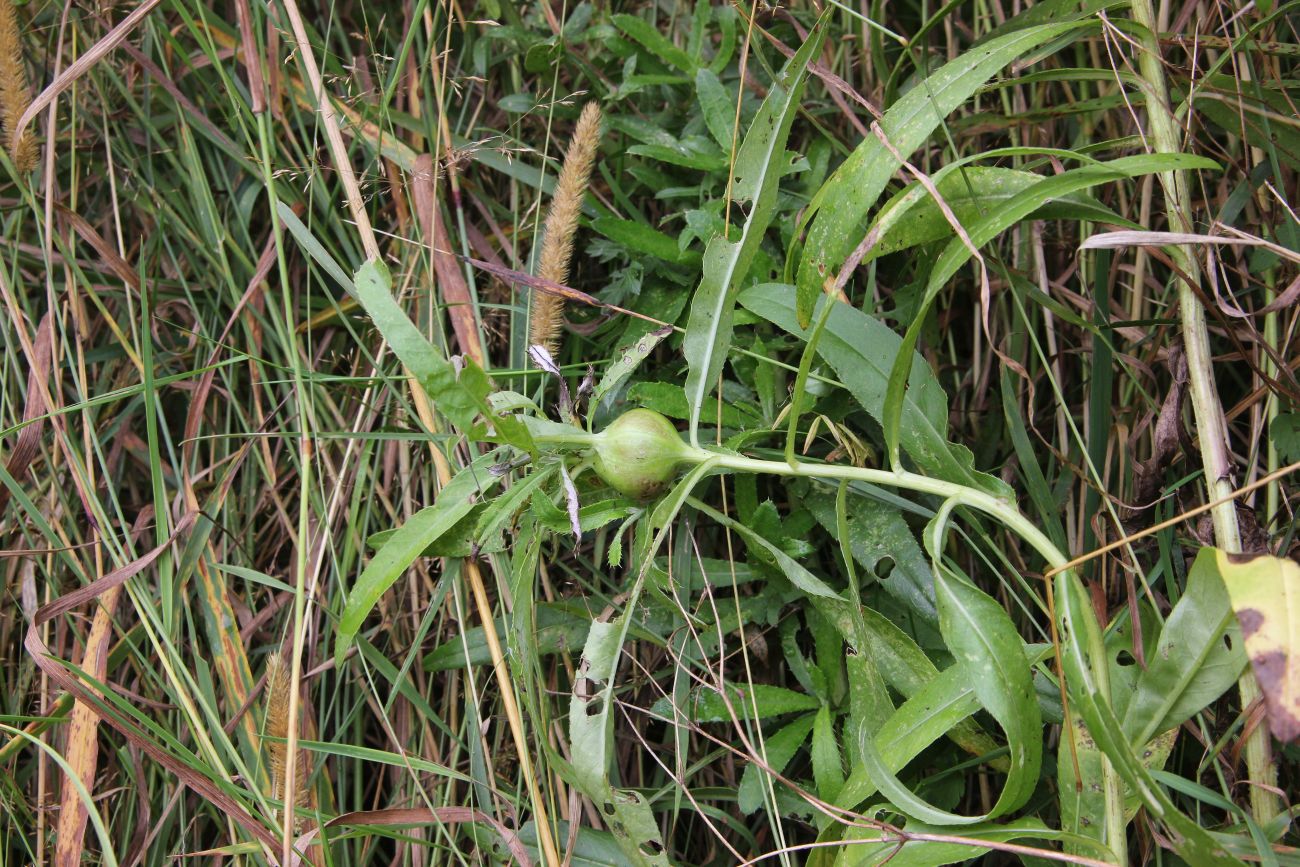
[
  {"left": 529, "top": 102, "right": 602, "bottom": 359},
  {"left": 264, "top": 655, "right": 309, "bottom": 821},
  {"left": 0, "top": 0, "right": 35, "bottom": 173},
  {"left": 264, "top": 655, "right": 291, "bottom": 802}
]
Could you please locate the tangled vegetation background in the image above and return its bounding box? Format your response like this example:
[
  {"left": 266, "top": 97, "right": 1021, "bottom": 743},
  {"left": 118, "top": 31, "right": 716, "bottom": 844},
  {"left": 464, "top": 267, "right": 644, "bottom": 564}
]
[{"left": 1, "top": 0, "right": 1298, "bottom": 864}]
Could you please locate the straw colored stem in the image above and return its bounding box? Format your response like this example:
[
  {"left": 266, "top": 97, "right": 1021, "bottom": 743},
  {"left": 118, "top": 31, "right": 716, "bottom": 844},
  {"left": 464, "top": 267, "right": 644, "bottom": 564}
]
[{"left": 1126, "top": 0, "right": 1279, "bottom": 825}]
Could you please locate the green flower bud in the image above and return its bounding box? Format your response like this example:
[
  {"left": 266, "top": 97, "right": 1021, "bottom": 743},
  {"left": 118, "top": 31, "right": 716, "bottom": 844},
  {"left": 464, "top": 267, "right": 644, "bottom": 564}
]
[{"left": 592, "top": 409, "right": 693, "bottom": 500}]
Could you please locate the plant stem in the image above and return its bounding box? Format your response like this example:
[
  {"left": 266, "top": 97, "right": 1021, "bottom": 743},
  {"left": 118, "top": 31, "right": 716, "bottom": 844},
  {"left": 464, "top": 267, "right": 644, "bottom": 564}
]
[
  {"left": 709, "top": 452, "right": 1066, "bottom": 566},
  {"left": 1126, "top": 0, "right": 1279, "bottom": 824}
]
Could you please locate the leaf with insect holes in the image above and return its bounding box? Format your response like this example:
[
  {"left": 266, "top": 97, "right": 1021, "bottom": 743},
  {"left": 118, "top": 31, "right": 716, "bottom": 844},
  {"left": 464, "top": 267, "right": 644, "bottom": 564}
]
[
  {"left": 1056, "top": 573, "right": 1248, "bottom": 865},
  {"left": 1121, "top": 548, "right": 1246, "bottom": 746},
  {"left": 593, "top": 326, "right": 673, "bottom": 411},
  {"left": 565, "top": 462, "right": 714, "bottom": 867}
]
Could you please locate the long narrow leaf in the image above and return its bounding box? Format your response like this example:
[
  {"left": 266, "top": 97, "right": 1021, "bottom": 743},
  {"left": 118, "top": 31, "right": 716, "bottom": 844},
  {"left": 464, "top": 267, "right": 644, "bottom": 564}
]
[{"left": 682, "top": 15, "right": 826, "bottom": 445}]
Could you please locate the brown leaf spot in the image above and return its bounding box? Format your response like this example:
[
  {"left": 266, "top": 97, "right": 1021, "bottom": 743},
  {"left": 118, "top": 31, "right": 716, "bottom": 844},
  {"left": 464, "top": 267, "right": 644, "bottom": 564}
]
[
  {"left": 1249, "top": 650, "right": 1300, "bottom": 742},
  {"left": 1225, "top": 551, "right": 1267, "bottom": 565},
  {"left": 1236, "top": 608, "right": 1266, "bottom": 640}
]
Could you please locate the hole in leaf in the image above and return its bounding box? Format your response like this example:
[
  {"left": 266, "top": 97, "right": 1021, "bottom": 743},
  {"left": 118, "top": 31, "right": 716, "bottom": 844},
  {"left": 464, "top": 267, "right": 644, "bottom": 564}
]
[
  {"left": 640, "top": 839, "right": 665, "bottom": 856},
  {"left": 603, "top": 801, "right": 616, "bottom": 816},
  {"left": 1224, "top": 633, "right": 1234, "bottom": 650},
  {"left": 1116, "top": 650, "right": 1136, "bottom": 667},
  {"left": 873, "top": 557, "right": 895, "bottom": 580}
]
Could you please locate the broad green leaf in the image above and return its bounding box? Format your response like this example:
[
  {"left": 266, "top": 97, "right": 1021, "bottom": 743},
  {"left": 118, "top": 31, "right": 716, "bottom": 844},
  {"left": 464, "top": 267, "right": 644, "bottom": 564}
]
[
  {"left": 335, "top": 451, "right": 501, "bottom": 661},
  {"left": 695, "top": 68, "right": 737, "bottom": 150},
  {"left": 1215, "top": 549, "right": 1300, "bottom": 743},
  {"left": 857, "top": 565, "right": 1042, "bottom": 825},
  {"left": 591, "top": 217, "right": 702, "bottom": 266},
  {"left": 796, "top": 22, "right": 1087, "bottom": 325},
  {"left": 864, "top": 166, "right": 1134, "bottom": 262},
  {"left": 612, "top": 13, "right": 697, "bottom": 73},
  {"left": 834, "top": 655, "right": 1004, "bottom": 811},
  {"left": 856, "top": 607, "right": 1005, "bottom": 767},
  {"left": 683, "top": 16, "right": 826, "bottom": 445},
  {"left": 804, "top": 490, "right": 937, "bottom": 624},
  {"left": 737, "top": 713, "right": 816, "bottom": 815},
  {"left": 1122, "top": 547, "right": 1246, "bottom": 745},
  {"left": 880, "top": 152, "right": 1218, "bottom": 467},
  {"left": 627, "top": 139, "right": 726, "bottom": 171},
  {"left": 1056, "top": 572, "right": 1247, "bottom": 865},
  {"left": 627, "top": 381, "right": 762, "bottom": 430},
  {"left": 738, "top": 285, "right": 1011, "bottom": 498}
]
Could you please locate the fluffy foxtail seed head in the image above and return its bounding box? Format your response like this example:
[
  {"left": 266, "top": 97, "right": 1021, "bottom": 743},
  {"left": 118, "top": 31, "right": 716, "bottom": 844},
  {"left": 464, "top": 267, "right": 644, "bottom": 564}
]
[
  {"left": 0, "top": 0, "right": 34, "bottom": 173},
  {"left": 529, "top": 102, "right": 602, "bottom": 359}
]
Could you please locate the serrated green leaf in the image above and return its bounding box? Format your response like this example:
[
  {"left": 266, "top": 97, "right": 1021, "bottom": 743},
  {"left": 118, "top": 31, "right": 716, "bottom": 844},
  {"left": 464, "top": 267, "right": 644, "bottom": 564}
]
[
  {"left": 738, "top": 713, "right": 816, "bottom": 815},
  {"left": 695, "top": 68, "right": 736, "bottom": 149},
  {"left": 613, "top": 13, "right": 697, "bottom": 73},
  {"left": 812, "top": 704, "right": 845, "bottom": 802}
]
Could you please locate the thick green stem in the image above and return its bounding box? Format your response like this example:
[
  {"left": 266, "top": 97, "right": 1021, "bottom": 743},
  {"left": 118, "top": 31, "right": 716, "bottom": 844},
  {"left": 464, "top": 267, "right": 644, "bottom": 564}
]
[
  {"left": 709, "top": 453, "right": 1066, "bottom": 567},
  {"left": 1126, "top": 0, "right": 1279, "bottom": 824}
]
